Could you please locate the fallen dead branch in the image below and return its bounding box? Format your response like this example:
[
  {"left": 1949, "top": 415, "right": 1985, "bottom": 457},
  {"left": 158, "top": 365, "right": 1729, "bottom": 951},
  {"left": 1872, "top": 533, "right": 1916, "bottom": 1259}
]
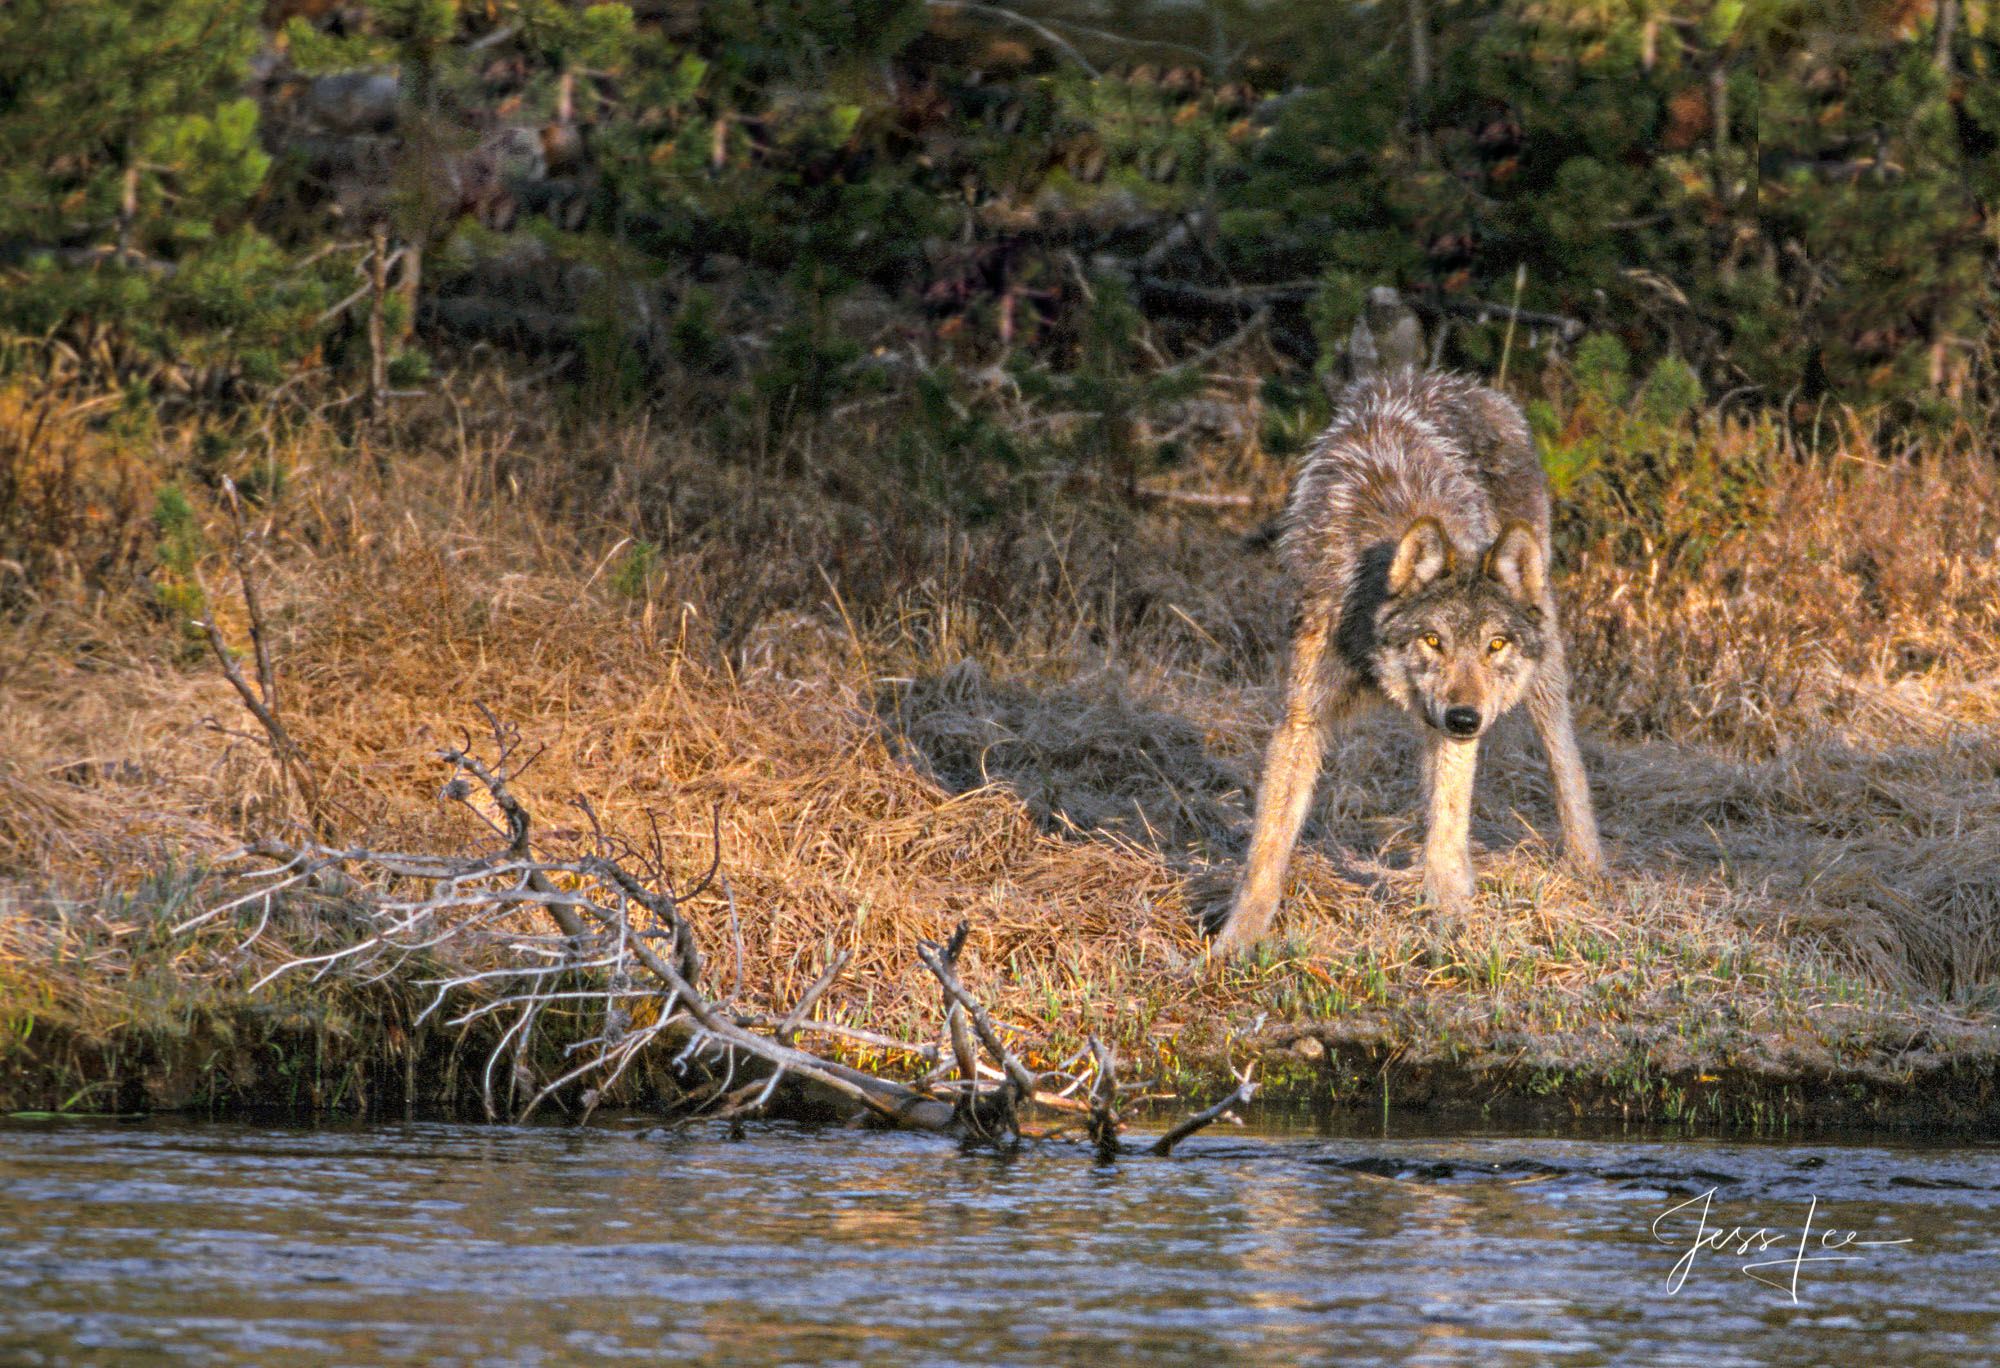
[
  {"left": 209, "top": 709, "right": 1255, "bottom": 1153},
  {"left": 224, "top": 710, "right": 946, "bottom": 1128},
  {"left": 1087, "top": 1035, "right": 1121, "bottom": 1161},
  {"left": 916, "top": 919, "right": 1037, "bottom": 1143},
  {"left": 1134, "top": 485, "right": 1258, "bottom": 509},
  {"left": 1151, "top": 1066, "right": 1258, "bottom": 1156}
]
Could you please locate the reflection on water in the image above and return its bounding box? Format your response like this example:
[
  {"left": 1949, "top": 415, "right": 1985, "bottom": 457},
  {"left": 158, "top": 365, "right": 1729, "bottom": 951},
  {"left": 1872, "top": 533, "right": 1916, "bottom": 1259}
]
[{"left": 2, "top": 1115, "right": 1997, "bottom": 1367}]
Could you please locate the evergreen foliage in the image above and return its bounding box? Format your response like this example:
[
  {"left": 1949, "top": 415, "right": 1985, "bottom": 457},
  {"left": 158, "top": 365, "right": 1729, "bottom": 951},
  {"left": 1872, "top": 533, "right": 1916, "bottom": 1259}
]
[
  {"left": 0, "top": 0, "right": 327, "bottom": 382},
  {"left": 0, "top": 0, "right": 1992, "bottom": 419}
]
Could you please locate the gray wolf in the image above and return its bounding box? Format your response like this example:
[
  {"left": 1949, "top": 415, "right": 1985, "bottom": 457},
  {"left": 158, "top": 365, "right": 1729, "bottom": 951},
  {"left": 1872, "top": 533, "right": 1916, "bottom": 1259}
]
[{"left": 1211, "top": 369, "right": 1604, "bottom": 954}]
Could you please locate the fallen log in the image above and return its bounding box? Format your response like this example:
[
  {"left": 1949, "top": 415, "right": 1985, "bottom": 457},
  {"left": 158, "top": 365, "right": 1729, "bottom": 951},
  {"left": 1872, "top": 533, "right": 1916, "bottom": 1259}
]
[{"left": 208, "top": 728, "right": 1272, "bottom": 1149}]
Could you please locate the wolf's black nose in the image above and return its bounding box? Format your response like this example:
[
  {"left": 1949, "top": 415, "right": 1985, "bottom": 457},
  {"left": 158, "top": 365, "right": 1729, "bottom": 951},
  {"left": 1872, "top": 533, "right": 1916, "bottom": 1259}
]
[{"left": 1443, "top": 706, "right": 1482, "bottom": 737}]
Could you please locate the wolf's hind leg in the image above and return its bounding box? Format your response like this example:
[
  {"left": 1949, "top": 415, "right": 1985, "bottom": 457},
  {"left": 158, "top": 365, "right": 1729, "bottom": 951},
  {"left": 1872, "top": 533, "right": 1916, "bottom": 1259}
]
[
  {"left": 1213, "top": 611, "right": 1352, "bottom": 956},
  {"left": 1419, "top": 735, "right": 1479, "bottom": 908},
  {"left": 1524, "top": 640, "right": 1605, "bottom": 877}
]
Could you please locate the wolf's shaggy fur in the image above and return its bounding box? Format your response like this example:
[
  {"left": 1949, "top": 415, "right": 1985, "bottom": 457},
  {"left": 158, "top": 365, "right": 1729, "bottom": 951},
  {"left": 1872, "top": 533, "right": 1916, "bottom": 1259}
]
[{"left": 1213, "top": 370, "right": 1604, "bottom": 953}]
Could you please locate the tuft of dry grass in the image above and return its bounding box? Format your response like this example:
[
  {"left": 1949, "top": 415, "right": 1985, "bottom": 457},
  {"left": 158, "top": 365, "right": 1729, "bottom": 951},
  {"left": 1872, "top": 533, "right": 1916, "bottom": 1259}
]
[
  {"left": 2, "top": 369, "right": 1997, "bottom": 1122},
  {"left": 1561, "top": 420, "right": 2000, "bottom": 753},
  {"left": 0, "top": 384, "right": 163, "bottom": 614}
]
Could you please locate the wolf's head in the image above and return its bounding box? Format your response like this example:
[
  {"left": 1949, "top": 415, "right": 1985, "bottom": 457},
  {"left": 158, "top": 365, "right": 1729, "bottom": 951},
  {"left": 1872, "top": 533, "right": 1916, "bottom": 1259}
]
[{"left": 1371, "top": 518, "right": 1549, "bottom": 740}]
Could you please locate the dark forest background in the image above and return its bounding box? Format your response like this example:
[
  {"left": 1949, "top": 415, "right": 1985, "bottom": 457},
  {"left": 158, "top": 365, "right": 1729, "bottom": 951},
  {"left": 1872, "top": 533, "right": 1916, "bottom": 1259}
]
[{"left": 2, "top": 0, "right": 1995, "bottom": 435}]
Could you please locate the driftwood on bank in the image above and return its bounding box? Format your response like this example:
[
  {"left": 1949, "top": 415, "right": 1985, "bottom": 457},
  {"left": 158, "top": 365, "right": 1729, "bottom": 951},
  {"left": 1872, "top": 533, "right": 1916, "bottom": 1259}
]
[
  {"left": 203, "top": 727, "right": 967, "bottom": 1132},
  {"left": 189, "top": 541, "right": 1258, "bottom": 1153},
  {"left": 209, "top": 747, "right": 1249, "bottom": 1152}
]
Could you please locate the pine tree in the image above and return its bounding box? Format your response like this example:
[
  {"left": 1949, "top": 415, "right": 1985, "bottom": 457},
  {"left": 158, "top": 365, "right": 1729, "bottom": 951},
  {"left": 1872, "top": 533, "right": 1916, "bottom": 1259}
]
[
  {"left": 0, "top": 0, "right": 325, "bottom": 384},
  {"left": 1204, "top": 1, "right": 1996, "bottom": 409}
]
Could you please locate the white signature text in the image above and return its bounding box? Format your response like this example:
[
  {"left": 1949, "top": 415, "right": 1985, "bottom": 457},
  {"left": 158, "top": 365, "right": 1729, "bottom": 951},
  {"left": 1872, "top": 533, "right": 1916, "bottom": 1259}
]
[{"left": 1651, "top": 1187, "right": 1912, "bottom": 1303}]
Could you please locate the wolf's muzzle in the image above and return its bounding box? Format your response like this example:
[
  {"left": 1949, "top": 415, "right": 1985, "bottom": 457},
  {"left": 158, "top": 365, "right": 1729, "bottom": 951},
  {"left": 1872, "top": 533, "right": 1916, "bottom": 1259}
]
[{"left": 1442, "top": 706, "right": 1482, "bottom": 737}]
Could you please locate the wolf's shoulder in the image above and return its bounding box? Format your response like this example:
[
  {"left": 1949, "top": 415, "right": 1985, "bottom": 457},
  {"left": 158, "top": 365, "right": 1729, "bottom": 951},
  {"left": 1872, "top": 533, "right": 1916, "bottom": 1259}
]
[
  {"left": 1317, "top": 369, "right": 1546, "bottom": 532},
  {"left": 1334, "top": 370, "right": 1529, "bottom": 449}
]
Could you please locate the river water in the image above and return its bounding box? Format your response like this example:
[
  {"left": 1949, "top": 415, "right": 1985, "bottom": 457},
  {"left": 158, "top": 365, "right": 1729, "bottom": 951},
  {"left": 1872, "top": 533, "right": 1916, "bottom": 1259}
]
[{"left": 1, "top": 1115, "right": 1996, "bottom": 1366}]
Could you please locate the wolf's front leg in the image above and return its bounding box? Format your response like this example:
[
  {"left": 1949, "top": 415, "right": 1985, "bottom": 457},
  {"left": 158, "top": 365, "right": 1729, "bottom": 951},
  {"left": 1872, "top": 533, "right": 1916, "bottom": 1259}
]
[
  {"left": 1523, "top": 643, "right": 1605, "bottom": 878},
  {"left": 1212, "top": 709, "right": 1326, "bottom": 956},
  {"left": 1419, "top": 734, "right": 1479, "bottom": 908},
  {"left": 1213, "top": 610, "right": 1344, "bottom": 957}
]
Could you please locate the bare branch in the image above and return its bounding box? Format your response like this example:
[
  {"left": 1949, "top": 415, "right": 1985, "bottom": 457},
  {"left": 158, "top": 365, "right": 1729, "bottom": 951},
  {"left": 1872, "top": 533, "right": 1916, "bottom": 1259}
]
[
  {"left": 947, "top": 1003, "right": 980, "bottom": 1090},
  {"left": 195, "top": 515, "right": 324, "bottom": 831},
  {"left": 776, "top": 948, "right": 852, "bottom": 1044},
  {"left": 1134, "top": 486, "right": 1257, "bottom": 509},
  {"left": 1087, "top": 1035, "right": 1122, "bottom": 1161},
  {"left": 437, "top": 726, "right": 591, "bottom": 945},
  {"left": 1151, "top": 1067, "right": 1258, "bottom": 1157},
  {"left": 682, "top": 802, "right": 725, "bottom": 902},
  {"left": 201, "top": 723, "right": 1110, "bottom": 1141},
  {"left": 926, "top": 1, "right": 1101, "bottom": 76},
  {"left": 722, "top": 874, "right": 744, "bottom": 1000},
  {"left": 916, "top": 921, "right": 1040, "bottom": 1099}
]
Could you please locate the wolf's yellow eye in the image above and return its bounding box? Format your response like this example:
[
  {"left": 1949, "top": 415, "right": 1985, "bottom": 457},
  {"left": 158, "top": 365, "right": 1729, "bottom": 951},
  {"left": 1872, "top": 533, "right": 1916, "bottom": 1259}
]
[
  {"left": 1422, "top": 633, "right": 1443, "bottom": 651},
  {"left": 1488, "top": 636, "right": 1509, "bottom": 654}
]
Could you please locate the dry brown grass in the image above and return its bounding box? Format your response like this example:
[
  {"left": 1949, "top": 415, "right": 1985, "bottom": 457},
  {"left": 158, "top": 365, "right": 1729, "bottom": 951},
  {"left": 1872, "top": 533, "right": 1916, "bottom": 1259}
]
[
  {"left": 2, "top": 369, "right": 1997, "bottom": 1120},
  {"left": 1562, "top": 420, "right": 2000, "bottom": 752},
  {"left": 0, "top": 384, "right": 161, "bottom": 614}
]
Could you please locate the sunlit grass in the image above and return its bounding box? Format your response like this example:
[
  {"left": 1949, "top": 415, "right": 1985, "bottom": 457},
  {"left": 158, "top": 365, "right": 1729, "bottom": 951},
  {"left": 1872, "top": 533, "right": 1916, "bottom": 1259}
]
[{"left": 2, "top": 366, "right": 1997, "bottom": 1124}]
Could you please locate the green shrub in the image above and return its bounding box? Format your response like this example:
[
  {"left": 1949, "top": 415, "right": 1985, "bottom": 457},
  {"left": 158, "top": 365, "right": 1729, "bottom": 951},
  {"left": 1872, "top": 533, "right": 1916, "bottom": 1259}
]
[
  {"left": 151, "top": 482, "right": 209, "bottom": 652},
  {"left": 609, "top": 538, "right": 662, "bottom": 600},
  {"left": 153, "top": 484, "right": 204, "bottom": 577},
  {"left": 0, "top": 1, "right": 330, "bottom": 384},
  {"left": 1573, "top": 334, "right": 1631, "bottom": 411},
  {"left": 1637, "top": 355, "right": 1705, "bottom": 428}
]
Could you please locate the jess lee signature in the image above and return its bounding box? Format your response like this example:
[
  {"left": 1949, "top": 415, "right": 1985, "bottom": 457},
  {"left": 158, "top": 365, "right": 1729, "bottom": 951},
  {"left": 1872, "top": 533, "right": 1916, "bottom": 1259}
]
[{"left": 1652, "top": 1188, "right": 1913, "bottom": 1303}]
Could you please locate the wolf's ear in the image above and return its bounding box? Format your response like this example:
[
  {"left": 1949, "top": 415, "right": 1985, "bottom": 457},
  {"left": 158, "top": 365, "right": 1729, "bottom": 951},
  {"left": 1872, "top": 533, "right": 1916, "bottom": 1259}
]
[
  {"left": 1388, "top": 517, "right": 1456, "bottom": 597},
  {"left": 1483, "top": 522, "right": 1546, "bottom": 604}
]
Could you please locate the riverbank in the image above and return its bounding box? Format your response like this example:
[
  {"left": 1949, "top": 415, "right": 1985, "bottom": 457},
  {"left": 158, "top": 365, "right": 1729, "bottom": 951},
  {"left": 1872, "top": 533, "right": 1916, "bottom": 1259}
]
[{"left": 4, "top": 371, "right": 1998, "bottom": 1130}]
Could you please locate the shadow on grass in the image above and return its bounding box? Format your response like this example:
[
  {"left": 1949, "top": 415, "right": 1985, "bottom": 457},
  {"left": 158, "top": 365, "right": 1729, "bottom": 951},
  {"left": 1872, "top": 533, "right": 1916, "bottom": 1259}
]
[{"left": 883, "top": 660, "right": 2000, "bottom": 1001}]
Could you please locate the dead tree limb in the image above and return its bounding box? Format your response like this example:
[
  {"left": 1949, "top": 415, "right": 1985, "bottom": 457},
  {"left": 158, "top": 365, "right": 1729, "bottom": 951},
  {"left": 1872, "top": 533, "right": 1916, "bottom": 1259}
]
[
  {"left": 196, "top": 494, "right": 326, "bottom": 834},
  {"left": 947, "top": 1003, "right": 980, "bottom": 1089},
  {"left": 1151, "top": 1067, "right": 1259, "bottom": 1157},
  {"left": 229, "top": 828, "right": 964, "bottom": 1131},
  {"left": 1169, "top": 304, "right": 1270, "bottom": 375},
  {"left": 1087, "top": 1035, "right": 1121, "bottom": 1161},
  {"left": 1427, "top": 293, "right": 1583, "bottom": 342},
  {"left": 916, "top": 921, "right": 1041, "bottom": 1100},
  {"left": 777, "top": 948, "right": 852, "bottom": 1045},
  {"left": 925, "top": 1, "right": 1101, "bottom": 76},
  {"left": 367, "top": 223, "right": 391, "bottom": 411},
  {"left": 1133, "top": 276, "right": 1319, "bottom": 314},
  {"left": 219, "top": 482, "right": 280, "bottom": 721},
  {"left": 215, "top": 720, "right": 980, "bottom": 1132},
  {"left": 1133, "top": 486, "right": 1256, "bottom": 509},
  {"left": 918, "top": 920, "right": 1020, "bottom": 1143},
  {"left": 608, "top": 925, "right": 927, "bottom": 1129},
  {"left": 197, "top": 704, "right": 1148, "bottom": 1144},
  {"left": 436, "top": 707, "right": 591, "bottom": 947}
]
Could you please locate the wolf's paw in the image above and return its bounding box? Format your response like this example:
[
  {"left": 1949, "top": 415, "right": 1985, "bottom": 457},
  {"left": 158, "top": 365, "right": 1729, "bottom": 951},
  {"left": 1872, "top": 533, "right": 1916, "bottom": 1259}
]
[
  {"left": 1209, "top": 902, "right": 1278, "bottom": 960},
  {"left": 1560, "top": 844, "right": 1612, "bottom": 892},
  {"left": 1420, "top": 863, "right": 1476, "bottom": 911}
]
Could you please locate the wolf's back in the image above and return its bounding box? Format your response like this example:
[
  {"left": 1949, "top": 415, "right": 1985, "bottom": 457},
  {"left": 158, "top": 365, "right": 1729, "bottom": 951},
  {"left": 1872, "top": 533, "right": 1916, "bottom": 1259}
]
[
  {"left": 1282, "top": 370, "right": 1548, "bottom": 612},
  {"left": 1399, "top": 372, "right": 1549, "bottom": 539}
]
